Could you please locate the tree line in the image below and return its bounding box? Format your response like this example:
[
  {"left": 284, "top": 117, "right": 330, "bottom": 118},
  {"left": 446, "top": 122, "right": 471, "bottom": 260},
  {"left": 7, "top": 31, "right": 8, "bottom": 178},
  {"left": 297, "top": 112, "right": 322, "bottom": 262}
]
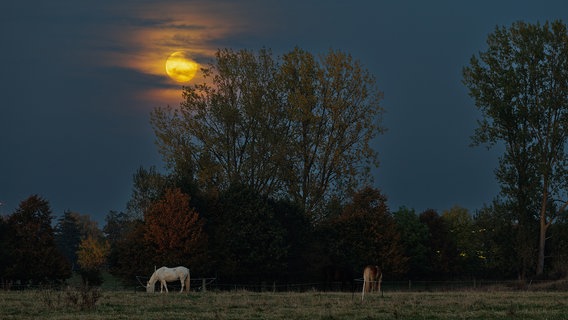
[
  {"left": 1, "top": 20, "right": 568, "bottom": 288},
  {"left": 2, "top": 189, "right": 568, "bottom": 288}
]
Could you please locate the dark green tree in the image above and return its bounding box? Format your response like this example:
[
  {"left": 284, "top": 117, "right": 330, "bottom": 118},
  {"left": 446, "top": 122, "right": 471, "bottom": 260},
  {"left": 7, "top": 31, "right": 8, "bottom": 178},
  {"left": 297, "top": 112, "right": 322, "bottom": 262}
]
[
  {"left": 207, "top": 184, "right": 288, "bottom": 282},
  {"left": 547, "top": 212, "right": 568, "bottom": 278},
  {"left": 441, "top": 206, "right": 478, "bottom": 277},
  {"left": 0, "top": 217, "right": 9, "bottom": 286},
  {"left": 393, "top": 207, "right": 429, "bottom": 279},
  {"left": 5, "top": 195, "right": 71, "bottom": 284},
  {"left": 473, "top": 202, "right": 528, "bottom": 278},
  {"left": 270, "top": 198, "right": 312, "bottom": 282},
  {"left": 54, "top": 211, "right": 82, "bottom": 271},
  {"left": 107, "top": 219, "right": 154, "bottom": 285},
  {"left": 126, "top": 166, "right": 170, "bottom": 220},
  {"left": 328, "top": 187, "right": 407, "bottom": 278},
  {"left": 463, "top": 20, "right": 568, "bottom": 276},
  {"left": 419, "top": 209, "right": 459, "bottom": 279},
  {"left": 103, "top": 211, "right": 132, "bottom": 246}
]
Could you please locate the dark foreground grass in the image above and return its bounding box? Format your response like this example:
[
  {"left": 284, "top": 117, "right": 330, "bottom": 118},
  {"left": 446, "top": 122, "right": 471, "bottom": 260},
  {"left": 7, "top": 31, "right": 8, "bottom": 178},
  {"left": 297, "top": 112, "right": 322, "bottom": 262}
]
[{"left": 1, "top": 289, "right": 568, "bottom": 319}]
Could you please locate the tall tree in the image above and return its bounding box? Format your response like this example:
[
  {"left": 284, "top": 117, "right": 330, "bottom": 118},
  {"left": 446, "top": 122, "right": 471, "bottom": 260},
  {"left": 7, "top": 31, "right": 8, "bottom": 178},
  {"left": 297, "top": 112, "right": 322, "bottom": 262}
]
[
  {"left": 151, "top": 47, "right": 384, "bottom": 222},
  {"left": 463, "top": 20, "right": 568, "bottom": 276},
  {"left": 151, "top": 48, "right": 285, "bottom": 196}
]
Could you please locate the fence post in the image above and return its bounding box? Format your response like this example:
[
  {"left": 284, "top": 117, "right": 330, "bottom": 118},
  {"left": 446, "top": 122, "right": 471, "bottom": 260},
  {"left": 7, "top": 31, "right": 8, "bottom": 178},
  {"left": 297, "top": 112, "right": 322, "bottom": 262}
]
[{"left": 202, "top": 278, "right": 207, "bottom": 292}]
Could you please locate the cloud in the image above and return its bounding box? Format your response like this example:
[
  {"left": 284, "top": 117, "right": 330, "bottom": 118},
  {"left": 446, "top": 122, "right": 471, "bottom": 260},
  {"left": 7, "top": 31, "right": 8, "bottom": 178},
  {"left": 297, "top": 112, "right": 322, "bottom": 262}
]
[{"left": 65, "top": 1, "right": 256, "bottom": 109}]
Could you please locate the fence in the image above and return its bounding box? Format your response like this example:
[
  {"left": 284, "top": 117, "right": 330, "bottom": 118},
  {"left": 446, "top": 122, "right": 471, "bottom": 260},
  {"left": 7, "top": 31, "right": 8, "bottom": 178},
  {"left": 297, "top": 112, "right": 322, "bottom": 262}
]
[
  {"left": 138, "top": 278, "right": 566, "bottom": 293},
  {"left": 3, "top": 278, "right": 563, "bottom": 292}
]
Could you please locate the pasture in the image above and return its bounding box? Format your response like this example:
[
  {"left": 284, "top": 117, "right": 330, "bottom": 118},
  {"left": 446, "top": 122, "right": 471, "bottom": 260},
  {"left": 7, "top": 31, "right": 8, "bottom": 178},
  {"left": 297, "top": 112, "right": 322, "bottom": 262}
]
[{"left": 2, "top": 288, "right": 568, "bottom": 319}]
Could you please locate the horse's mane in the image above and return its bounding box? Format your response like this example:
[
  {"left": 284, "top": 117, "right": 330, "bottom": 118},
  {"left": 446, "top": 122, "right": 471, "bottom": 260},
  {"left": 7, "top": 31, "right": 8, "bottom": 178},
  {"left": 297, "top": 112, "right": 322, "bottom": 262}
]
[{"left": 148, "top": 269, "right": 159, "bottom": 285}]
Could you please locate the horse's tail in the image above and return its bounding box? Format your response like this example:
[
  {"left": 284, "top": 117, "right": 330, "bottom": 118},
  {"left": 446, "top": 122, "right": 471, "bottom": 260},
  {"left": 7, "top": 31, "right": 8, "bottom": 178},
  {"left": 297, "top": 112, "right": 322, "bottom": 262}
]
[{"left": 185, "top": 269, "right": 191, "bottom": 293}]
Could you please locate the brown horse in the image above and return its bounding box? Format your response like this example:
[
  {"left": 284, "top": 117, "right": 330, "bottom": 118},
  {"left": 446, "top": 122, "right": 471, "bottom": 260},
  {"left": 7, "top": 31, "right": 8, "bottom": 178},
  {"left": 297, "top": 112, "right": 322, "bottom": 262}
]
[{"left": 361, "top": 265, "right": 382, "bottom": 301}]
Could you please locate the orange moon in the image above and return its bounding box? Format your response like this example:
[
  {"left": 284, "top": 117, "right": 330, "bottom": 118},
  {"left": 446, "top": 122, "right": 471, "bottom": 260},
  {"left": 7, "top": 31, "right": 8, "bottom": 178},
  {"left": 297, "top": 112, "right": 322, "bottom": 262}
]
[{"left": 165, "top": 51, "right": 199, "bottom": 82}]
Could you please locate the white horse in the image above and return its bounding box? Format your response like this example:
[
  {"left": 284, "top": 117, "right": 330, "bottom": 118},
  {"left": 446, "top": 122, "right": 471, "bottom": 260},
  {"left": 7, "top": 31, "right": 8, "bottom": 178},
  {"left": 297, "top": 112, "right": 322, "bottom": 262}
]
[
  {"left": 361, "top": 265, "right": 382, "bottom": 301},
  {"left": 146, "top": 266, "right": 190, "bottom": 293}
]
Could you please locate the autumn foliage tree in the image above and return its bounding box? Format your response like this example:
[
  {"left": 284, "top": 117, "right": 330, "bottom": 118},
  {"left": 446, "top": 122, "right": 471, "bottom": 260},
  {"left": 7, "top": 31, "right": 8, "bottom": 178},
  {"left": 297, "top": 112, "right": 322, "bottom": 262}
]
[
  {"left": 77, "top": 236, "right": 110, "bottom": 286},
  {"left": 54, "top": 211, "right": 102, "bottom": 272},
  {"left": 144, "top": 188, "right": 207, "bottom": 268}
]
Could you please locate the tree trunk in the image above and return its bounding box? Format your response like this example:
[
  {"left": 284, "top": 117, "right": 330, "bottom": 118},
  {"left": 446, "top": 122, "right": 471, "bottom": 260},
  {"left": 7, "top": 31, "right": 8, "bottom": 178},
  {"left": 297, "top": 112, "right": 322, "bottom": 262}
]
[
  {"left": 536, "top": 183, "right": 549, "bottom": 276},
  {"left": 537, "top": 214, "right": 547, "bottom": 276}
]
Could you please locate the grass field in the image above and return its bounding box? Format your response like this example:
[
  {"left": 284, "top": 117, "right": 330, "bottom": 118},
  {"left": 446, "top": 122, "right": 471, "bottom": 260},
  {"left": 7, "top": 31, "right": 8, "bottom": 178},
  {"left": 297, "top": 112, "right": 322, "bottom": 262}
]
[{"left": 1, "top": 288, "right": 568, "bottom": 319}]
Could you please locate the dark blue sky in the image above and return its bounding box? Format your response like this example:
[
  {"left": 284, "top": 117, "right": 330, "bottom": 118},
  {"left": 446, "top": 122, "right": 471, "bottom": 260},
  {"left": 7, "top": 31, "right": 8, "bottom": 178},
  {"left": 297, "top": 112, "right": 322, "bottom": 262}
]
[{"left": 2, "top": 1, "right": 567, "bottom": 225}]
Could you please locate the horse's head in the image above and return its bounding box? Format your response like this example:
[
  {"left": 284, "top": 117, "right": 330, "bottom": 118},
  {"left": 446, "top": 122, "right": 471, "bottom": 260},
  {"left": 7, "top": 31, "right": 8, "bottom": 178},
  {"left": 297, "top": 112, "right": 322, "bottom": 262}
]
[{"left": 146, "top": 281, "right": 154, "bottom": 293}]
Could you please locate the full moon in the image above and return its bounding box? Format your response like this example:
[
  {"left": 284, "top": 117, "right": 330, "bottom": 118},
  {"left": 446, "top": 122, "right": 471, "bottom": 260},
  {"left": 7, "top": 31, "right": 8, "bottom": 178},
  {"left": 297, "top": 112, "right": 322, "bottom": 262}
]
[{"left": 165, "top": 51, "right": 199, "bottom": 82}]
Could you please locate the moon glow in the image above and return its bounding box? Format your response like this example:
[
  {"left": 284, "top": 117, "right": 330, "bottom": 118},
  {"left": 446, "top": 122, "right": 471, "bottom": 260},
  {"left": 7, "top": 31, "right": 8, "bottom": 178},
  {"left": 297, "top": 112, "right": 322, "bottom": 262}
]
[{"left": 165, "top": 51, "right": 199, "bottom": 82}]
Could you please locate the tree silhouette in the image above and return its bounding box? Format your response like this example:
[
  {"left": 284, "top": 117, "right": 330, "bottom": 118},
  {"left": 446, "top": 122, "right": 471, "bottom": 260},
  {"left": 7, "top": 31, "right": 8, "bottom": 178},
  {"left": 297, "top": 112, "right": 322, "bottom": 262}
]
[{"left": 5, "top": 195, "right": 71, "bottom": 284}]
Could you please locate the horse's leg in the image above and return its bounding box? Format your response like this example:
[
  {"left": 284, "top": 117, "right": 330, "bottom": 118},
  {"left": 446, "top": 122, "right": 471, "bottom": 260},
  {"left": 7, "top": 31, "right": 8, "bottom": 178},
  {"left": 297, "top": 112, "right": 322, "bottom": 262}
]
[
  {"left": 160, "top": 280, "right": 168, "bottom": 293},
  {"left": 361, "top": 279, "right": 367, "bottom": 301},
  {"left": 179, "top": 277, "right": 184, "bottom": 293}
]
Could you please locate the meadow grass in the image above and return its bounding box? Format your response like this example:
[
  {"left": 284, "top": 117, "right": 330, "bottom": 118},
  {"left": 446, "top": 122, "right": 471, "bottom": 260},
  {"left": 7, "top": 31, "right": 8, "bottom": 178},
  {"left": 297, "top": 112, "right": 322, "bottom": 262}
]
[{"left": 1, "top": 288, "right": 568, "bottom": 319}]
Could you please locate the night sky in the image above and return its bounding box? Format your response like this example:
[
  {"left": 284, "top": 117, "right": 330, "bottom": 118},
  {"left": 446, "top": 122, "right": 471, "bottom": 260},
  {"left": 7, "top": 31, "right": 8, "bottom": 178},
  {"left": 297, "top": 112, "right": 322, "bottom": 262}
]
[{"left": 2, "top": 1, "right": 567, "bottom": 225}]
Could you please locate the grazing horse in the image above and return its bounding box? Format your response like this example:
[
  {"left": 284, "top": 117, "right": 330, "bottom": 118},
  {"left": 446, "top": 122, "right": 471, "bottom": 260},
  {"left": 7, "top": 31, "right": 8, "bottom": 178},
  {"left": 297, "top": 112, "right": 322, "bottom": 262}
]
[
  {"left": 361, "top": 265, "right": 382, "bottom": 301},
  {"left": 146, "top": 266, "right": 190, "bottom": 293}
]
